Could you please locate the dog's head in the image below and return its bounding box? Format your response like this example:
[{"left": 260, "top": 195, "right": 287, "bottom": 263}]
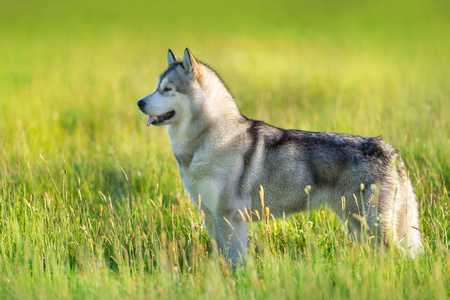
[{"left": 137, "top": 48, "right": 204, "bottom": 127}]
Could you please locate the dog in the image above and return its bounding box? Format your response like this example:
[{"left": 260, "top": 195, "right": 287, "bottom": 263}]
[{"left": 137, "top": 48, "right": 422, "bottom": 265}]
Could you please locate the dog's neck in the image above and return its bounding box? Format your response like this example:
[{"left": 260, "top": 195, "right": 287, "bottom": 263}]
[{"left": 167, "top": 76, "right": 248, "bottom": 169}]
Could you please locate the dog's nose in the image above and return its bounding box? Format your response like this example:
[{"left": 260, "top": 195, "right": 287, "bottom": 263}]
[{"left": 137, "top": 99, "right": 146, "bottom": 109}]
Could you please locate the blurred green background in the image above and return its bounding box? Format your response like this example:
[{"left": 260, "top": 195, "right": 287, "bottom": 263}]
[
  {"left": 1, "top": 0, "right": 449, "bottom": 191},
  {"left": 0, "top": 0, "right": 449, "bottom": 231}
]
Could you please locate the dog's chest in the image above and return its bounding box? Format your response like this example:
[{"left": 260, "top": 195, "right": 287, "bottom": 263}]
[
  {"left": 174, "top": 146, "right": 226, "bottom": 210},
  {"left": 180, "top": 160, "right": 229, "bottom": 211}
]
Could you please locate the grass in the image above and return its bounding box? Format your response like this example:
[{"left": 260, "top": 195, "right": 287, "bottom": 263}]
[{"left": 0, "top": 0, "right": 449, "bottom": 298}]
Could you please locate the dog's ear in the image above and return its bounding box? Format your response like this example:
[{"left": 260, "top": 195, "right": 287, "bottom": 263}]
[
  {"left": 182, "top": 48, "right": 198, "bottom": 73},
  {"left": 167, "top": 49, "right": 179, "bottom": 66}
]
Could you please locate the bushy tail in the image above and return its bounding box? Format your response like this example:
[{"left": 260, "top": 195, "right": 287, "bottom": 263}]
[{"left": 394, "top": 158, "right": 422, "bottom": 257}]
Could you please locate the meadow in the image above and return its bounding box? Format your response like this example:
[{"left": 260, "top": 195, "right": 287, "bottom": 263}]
[{"left": 0, "top": 0, "right": 449, "bottom": 298}]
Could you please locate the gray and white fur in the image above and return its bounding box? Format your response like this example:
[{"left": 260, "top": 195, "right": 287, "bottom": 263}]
[{"left": 137, "top": 48, "right": 422, "bottom": 265}]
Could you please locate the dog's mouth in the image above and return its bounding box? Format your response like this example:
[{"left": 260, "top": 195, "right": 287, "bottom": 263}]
[{"left": 146, "top": 111, "right": 175, "bottom": 126}]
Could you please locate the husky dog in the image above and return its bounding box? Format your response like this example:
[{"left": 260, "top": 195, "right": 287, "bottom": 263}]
[{"left": 137, "top": 48, "right": 422, "bottom": 265}]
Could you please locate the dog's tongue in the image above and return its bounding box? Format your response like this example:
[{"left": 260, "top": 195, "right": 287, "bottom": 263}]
[{"left": 146, "top": 116, "right": 155, "bottom": 127}]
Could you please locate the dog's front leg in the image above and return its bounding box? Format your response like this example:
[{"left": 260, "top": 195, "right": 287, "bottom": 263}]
[
  {"left": 203, "top": 207, "right": 248, "bottom": 266},
  {"left": 201, "top": 206, "right": 219, "bottom": 247},
  {"left": 213, "top": 209, "right": 248, "bottom": 267}
]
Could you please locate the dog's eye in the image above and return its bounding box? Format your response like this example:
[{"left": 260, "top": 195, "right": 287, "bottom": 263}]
[{"left": 163, "top": 87, "right": 172, "bottom": 92}]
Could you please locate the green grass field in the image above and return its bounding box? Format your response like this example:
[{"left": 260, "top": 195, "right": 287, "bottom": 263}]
[{"left": 1, "top": 0, "right": 449, "bottom": 298}]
